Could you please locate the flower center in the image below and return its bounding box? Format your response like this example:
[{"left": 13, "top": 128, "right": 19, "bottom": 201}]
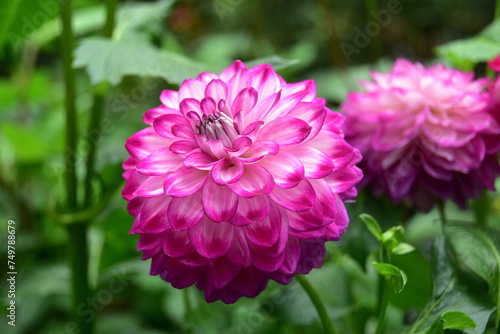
[{"left": 196, "top": 111, "right": 238, "bottom": 147}]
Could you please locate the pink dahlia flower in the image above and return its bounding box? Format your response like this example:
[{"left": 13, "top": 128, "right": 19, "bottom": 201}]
[
  {"left": 341, "top": 58, "right": 500, "bottom": 212},
  {"left": 488, "top": 54, "right": 500, "bottom": 72},
  {"left": 122, "top": 61, "right": 362, "bottom": 303}
]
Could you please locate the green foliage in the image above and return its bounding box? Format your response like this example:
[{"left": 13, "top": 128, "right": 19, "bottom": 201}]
[
  {"left": 435, "top": 19, "right": 500, "bottom": 70},
  {"left": 372, "top": 262, "right": 407, "bottom": 294},
  {"left": 444, "top": 223, "right": 500, "bottom": 326},
  {"left": 409, "top": 239, "right": 495, "bottom": 334}
]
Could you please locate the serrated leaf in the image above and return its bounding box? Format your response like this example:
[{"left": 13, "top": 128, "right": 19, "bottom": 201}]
[
  {"left": 244, "top": 55, "right": 299, "bottom": 71},
  {"left": 359, "top": 213, "right": 382, "bottom": 241},
  {"left": 372, "top": 262, "right": 407, "bottom": 294},
  {"left": 409, "top": 239, "right": 495, "bottom": 334},
  {"left": 381, "top": 225, "right": 405, "bottom": 251},
  {"left": 391, "top": 242, "right": 416, "bottom": 255},
  {"left": 444, "top": 224, "right": 500, "bottom": 327},
  {"left": 73, "top": 38, "right": 207, "bottom": 86}
]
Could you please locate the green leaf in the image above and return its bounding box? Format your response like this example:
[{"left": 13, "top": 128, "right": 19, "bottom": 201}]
[
  {"left": 244, "top": 55, "right": 299, "bottom": 71},
  {"left": 391, "top": 242, "right": 416, "bottom": 255},
  {"left": 444, "top": 224, "right": 500, "bottom": 327},
  {"left": 73, "top": 38, "right": 207, "bottom": 86},
  {"left": 441, "top": 311, "right": 476, "bottom": 330},
  {"left": 372, "top": 262, "right": 407, "bottom": 294},
  {"left": 359, "top": 213, "right": 382, "bottom": 241},
  {"left": 381, "top": 225, "right": 405, "bottom": 251},
  {"left": 435, "top": 19, "right": 500, "bottom": 70},
  {"left": 409, "top": 239, "right": 495, "bottom": 334},
  {"left": 114, "top": 0, "right": 175, "bottom": 42}
]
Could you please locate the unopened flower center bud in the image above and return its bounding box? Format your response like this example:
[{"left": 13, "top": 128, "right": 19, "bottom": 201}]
[{"left": 196, "top": 111, "right": 238, "bottom": 147}]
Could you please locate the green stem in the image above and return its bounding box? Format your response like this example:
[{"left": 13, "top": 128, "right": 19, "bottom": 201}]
[
  {"left": 437, "top": 200, "right": 446, "bottom": 225},
  {"left": 474, "top": 191, "right": 489, "bottom": 228},
  {"left": 296, "top": 275, "right": 336, "bottom": 334},
  {"left": 375, "top": 249, "right": 390, "bottom": 334},
  {"left": 183, "top": 289, "right": 193, "bottom": 334},
  {"left": 83, "top": 0, "right": 118, "bottom": 207},
  {"left": 61, "top": 0, "right": 78, "bottom": 211},
  {"left": 66, "top": 223, "right": 92, "bottom": 333}
]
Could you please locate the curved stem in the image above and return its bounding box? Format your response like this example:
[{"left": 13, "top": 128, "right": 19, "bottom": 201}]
[
  {"left": 296, "top": 275, "right": 336, "bottom": 334},
  {"left": 183, "top": 289, "right": 193, "bottom": 334},
  {"left": 437, "top": 200, "right": 446, "bottom": 227},
  {"left": 375, "top": 249, "right": 390, "bottom": 334}
]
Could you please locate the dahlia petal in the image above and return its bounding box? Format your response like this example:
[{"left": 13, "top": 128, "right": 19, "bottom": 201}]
[
  {"left": 160, "top": 257, "right": 201, "bottom": 289},
  {"left": 243, "top": 204, "right": 281, "bottom": 247},
  {"left": 136, "top": 147, "right": 183, "bottom": 175},
  {"left": 285, "top": 102, "right": 327, "bottom": 140},
  {"left": 188, "top": 217, "right": 234, "bottom": 258},
  {"left": 488, "top": 55, "right": 500, "bottom": 71},
  {"left": 202, "top": 177, "right": 238, "bottom": 222},
  {"left": 144, "top": 106, "right": 175, "bottom": 125},
  {"left": 309, "top": 130, "right": 361, "bottom": 171},
  {"left": 134, "top": 175, "right": 166, "bottom": 198},
  {"left": 160, "top": 229, "right": 191, "bottom": 257},
  {"left": 249, "top": 91, "right": 281, "bottom": 124},
  {"left": 239, "top": 140, "right": 279, "bottom": 162},
  {"left": 179, "top": 78, "right": 206, "bottom": 102},
  {"left": 249, "top": 64, "right": 279, "bottom": 99},
  {"left": 258, "top": 151, "right": 305, "bottom": 188},
  {"left": 200, "top": 97, "right": 216, "bottom": 115},
  {"left": 268, "top": 179, "right": 315, "bottom": 212},
  {"left": 286, "top": 145, "right": 334, "bottom": 179},
  {"left": 179, "top": 98, "right": 202, "bottom": 117},
  {"left": 122, "top": 171, "right": 149, "bottom": 200},
  {"left": 169, "top": 140, "right": 199, "bottom": 154},
  {"left": 230, "top": 195, "right": 271, "bottom": 226},
  {"left": 125, "top": 127, "right": 170, "bottom": 160},
  {"left": 150, "top": 252, "right": 167, "bottom": 275},
  {"left": 251, "top": 249, "right": 285, "bottom": 272},
  {"left": 229, "top": 267, "right": 267, "bottom": 297},
  {"left": 296, "top": 240, "right": 325, "bottom": 274},
  {"left": 163, "top": 167, "right": 207, "bottom": 197},
  {"left": 183, "top": 152, "right": 221, "bottom": 169},
  {"left": 228, "top": 68, "right": 252, "bottom": 105},
  {"left": 167, "top": 191, "right": 204, "bottom": 230},
  {"left": 123, "top": 156, "right": 139, "bottom": 170},
  {"left": 226, "top": 229, "right": 251, "bottom": 267},
  {"left": 231, "top": 87, "right": 258, "bottom": 117},
  {"left": 227, "top": 164, "right": 275, "bottom": 197},
  {"left": 171, "top": 124, "right": 194, "bottom": 139},
  {"left": 205, "top": 79, "right": 228, "bottom": 103},
  {"left": 324, "top": 165, "right": 364, "bottom": 194},
  {"left": 137, "top": 234, "right": 160, "bottom": 251},
  {"left": 207, "top": 257, "right": 240, "bottom": 289},
  {"left": 219, "top": 60, "right": 247, "bottom": 82},
  {"left": 137, "top": 195, "right": 172, "bottom": 233},
  {"left": 277, "top": 236, "right": 301, "bottom": 275},
  {"left": 211, "top": 158, "right": 245, "bottom": 185},
  {"left": 159, "top": 90, "right": 179, "bottom": 109},
  {"left": 258, "top": 117, "right": 312, "bottom": 146},
  {"left": 153, "top": 114, "right": 191, "bottom": 139},
  {"left": 264, "top": 89, "right": 308, "bottom": 121}
]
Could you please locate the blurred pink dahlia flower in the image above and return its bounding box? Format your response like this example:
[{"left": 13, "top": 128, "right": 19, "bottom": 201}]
[
  {"left": 122, "top": 61, "right": 362, "bottom": 303},
  {"left": 341, "top": 58, "right": 500, "bottom": 212}
]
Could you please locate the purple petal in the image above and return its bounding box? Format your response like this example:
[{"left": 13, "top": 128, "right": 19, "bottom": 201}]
[
  {"left": 231, "top": 87, "right": 258, "bottom": 116},
  {"left": 239, "top": 140, "right": 279, "bottom": 162},
  {"left": 268, "top": 179, "right": 315, "bottom": 212},
  {"left": 285, "top": 102, "right": 326, "bottom": 140},
  {"left": 167, "top": 191, "right": 204, "bottom": 230},
  {"left": 258, "top": 151, "right": 305, "bottom": 188},
  {"left": 160, "top": 229, "right": 191, "bottom": 257},
  {"left": 202, "top": 177, "right": 239, "bottom": 222},
  {"left": 163, "top": 167, "right": 208, "bottom": 197},
  {"left": 226, "top": 229, "right": 251, "bottom": 267},
  {"left": 258, "top": 117, "right": 312, "bottom": 146},
  {"left": 183, "top": 152, "right": 221, "bottom": 169},
  {"left": 136, "top": 147, "right": 184, "bottom": 176},
  {"left": 153, "top": 114, "right": 191, "bottom": 139},
  {"left": 207, "top": 257, "right": 240, "bottom": 289},
  {"left": 287, "top": 145, "right": 334, "bottom": 178},
  {"left": 169, "top": 140, "right": 199, "bottom": 154},
  {"left": 243, "top": 203, "right": 281, "bottom": 247},
  {"left": 230, "top": 195, "right": 271, "bottom": 226},
  {"left": 125, "top": 127, "right": 171, "bottom": 160},
  {"left": 188, "top": 217, "right": 234, "bottom": 258},
  {"left": 211, "top": 158, "right": 245, "bottom": 185},
  {"left": 227, "top": 164, "right": 275, "bottom": 197},
  {"left": 122, "top": 171, "right": 149, "bottom": 200},
  {"left": 134, "top": 175, "right": 166, "bottom": 197},
  {"left": 205, "top": 79, "right": 228, "bottom": 103},
  {"left": 137, "top": 195, "right": 172, "bottom": 233},
  {"left": 179, "top": 98, "right": 202, "bottom": 117}
]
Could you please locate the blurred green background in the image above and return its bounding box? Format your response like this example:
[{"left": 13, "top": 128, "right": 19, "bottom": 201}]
[{"left": 1, "top": 0, "right": 500, "bottom": 333}]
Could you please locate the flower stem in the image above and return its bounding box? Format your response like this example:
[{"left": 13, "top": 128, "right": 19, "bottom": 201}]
[
  {"left": 437, "top": 200, "right": 446, "bottom": 225},
  {"left": 375, "top": 249, "right": 390, "bottom": 334},
  {"left": 61, "top": 0, "right": 77, "bottom": 211},
  {"left": 183, "top": 289, "right": 193, "bottom": 334},
  {"left": 296, "top": 275, "right": 336, "bottom": 334}
]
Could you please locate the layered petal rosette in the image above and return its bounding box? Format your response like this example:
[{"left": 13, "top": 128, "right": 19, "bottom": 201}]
[
  {"left": 342, "top": 58, "right": 500, "bottom": 212},
  {"left": 122, "top": 61, "right": 362, "bottom": 303}
]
